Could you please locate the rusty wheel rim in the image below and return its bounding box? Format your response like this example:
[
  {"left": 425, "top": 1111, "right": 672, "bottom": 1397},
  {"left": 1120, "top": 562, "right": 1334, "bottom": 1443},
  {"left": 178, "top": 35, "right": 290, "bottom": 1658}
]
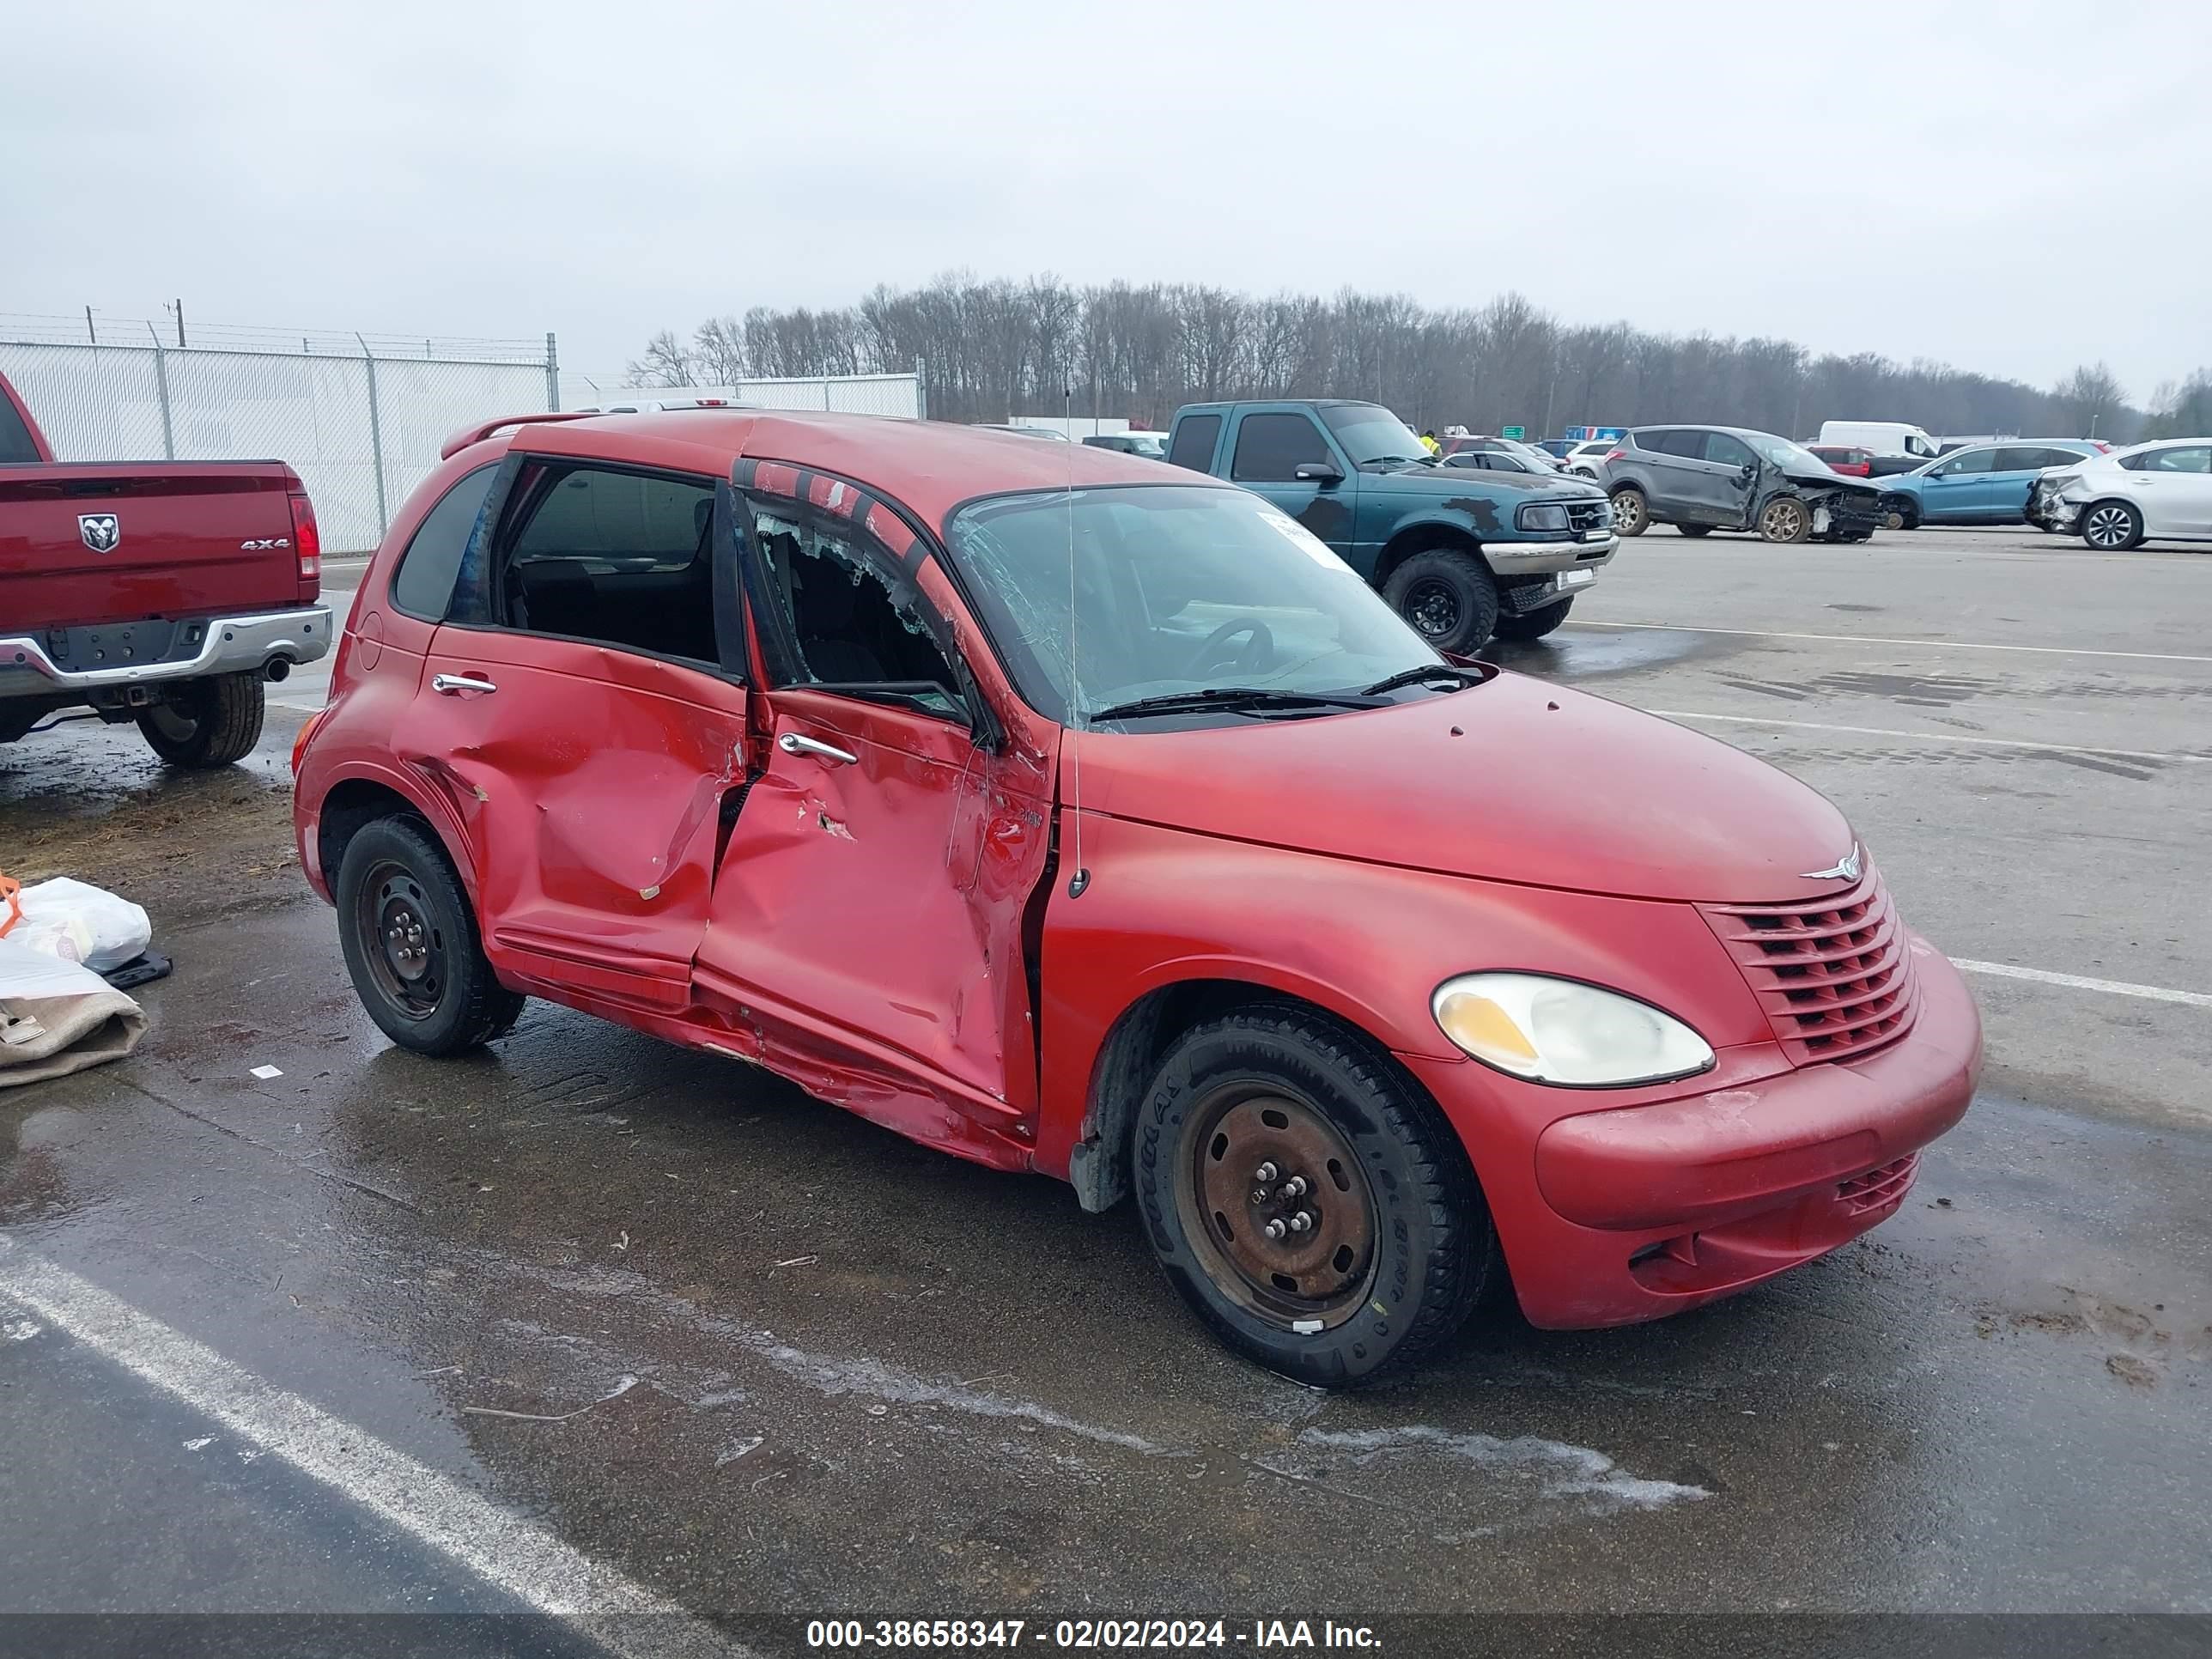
[{"left": 1177, "top": 1084, "right": 1378, "bottom": 1329}]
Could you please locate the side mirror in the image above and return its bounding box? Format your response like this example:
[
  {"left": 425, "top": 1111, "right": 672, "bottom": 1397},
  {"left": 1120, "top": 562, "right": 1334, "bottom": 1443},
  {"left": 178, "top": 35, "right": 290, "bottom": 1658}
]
[
  {"left": 1738, "top": 463, "right": 1757, "bottom": 482},
  {"left": 1293, "top": 461, "right": 1344, "bottom": 485}
]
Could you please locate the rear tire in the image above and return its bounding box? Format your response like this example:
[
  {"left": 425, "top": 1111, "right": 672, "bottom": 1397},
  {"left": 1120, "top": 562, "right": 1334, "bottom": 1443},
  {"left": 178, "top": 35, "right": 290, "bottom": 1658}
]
[
  {"left": 1758, "top": 496, "right": 1814, "bottom": 544},
  {"left": 1491, "top": 597, "right": 1573, "bottom": 640},
  {"left": 1676, "top": 523, "right": 1713, "bottom": 538},
  {"left": 1132, "top": 1006, "right": 1493, "bottom": 1387},
  {"left": 1382, "top": 550, "right": 1499, "bottom": 653},
  {"left": 1609, "top": 488, "right": 1650, "bottom": 537},
  {"left": 2080, "top": 500, "right": 2144, "bottom": 550},
  {"left": 336, "top": 816, "right": 526, "bottom": 1057},
  {"left": 137, "top": 672, "right": 264, "bottom": 768}
]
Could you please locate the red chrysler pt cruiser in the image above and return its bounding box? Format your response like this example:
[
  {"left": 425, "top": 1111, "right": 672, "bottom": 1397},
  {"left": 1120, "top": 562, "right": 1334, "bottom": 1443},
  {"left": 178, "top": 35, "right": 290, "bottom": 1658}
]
[{"left": 293, "top": 409, "right": 1980, "bottom": 1383}]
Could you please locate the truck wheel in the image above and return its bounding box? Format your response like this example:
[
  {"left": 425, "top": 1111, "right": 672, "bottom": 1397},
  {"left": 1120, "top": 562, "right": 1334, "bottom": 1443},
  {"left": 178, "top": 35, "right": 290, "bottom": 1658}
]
[
  {"left": 1491, "top": 597, "right": 1573, "bottom": 640},
  {"left": 1132, "top": 1006, "right": 1493, "bottom": 1387},
  {"left": 1609, "top": 488, "right": 1650, "bottom": 536},
  {"left": 336, "top": 816, "right": 526, "bottom": 1057},
  {"left": 1383, "top": 550, "right": 1499, "bottom": 653},
  {"left": 1677, "top": 523, "right": 1713, "bottom": 538},
  {"left": 1758, "top": 496, "right": 1813, "bottom": 544},
  {"left": 2080, "top": 501, "right": 2143, "bottom": 550},
  {"left": 137, "top": 672, "right": 265, "bottom": 768}
]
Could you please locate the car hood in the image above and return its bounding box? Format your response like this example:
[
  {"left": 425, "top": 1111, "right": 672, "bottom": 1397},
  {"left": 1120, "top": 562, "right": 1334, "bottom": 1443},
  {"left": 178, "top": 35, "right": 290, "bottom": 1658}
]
[
  {"left": 1077, "top": 672, "right": 1856, "bottom": 903},
  {"left": 1371, "top": 462, "right": 1605, "bottom": 499},
  {"left": 1783, "top": 467, "right": 1886, "bottom": 497}
]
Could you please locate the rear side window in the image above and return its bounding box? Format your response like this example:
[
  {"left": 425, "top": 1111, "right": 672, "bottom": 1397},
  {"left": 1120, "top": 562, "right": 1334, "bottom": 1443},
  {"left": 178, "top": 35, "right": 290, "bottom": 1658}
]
[
  {"left": 497, "top": 465, "right": 721, "bottom": 664},
  {"left": 1167, "top": 415, "right": 1221, "bottom": 471},
  {"left": 1646, "top": 430, "right": 1705, "bottom": 458},
  {"left": 1230, "top": 414, "right": 1332, "bottom": 482},
  {"left": 391, "top": 465, "right": 496, "bottom": 621},
  {"left": 1996, "top": 447, "right": 2070, "bottom": 471},
  {"left": 0, "top": 390, "right": 39, "bottom": 464},
  {"left": 2126, "top": 446, "right": 2211, "bottom": 473}
]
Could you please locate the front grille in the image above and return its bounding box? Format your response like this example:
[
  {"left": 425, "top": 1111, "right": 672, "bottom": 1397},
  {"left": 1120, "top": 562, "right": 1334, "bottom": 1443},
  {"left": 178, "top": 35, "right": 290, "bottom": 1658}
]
[
  {"left": 1698, "top": 867, "right": 1920, "bottom": 1064},
  {"left": 1838, "top": 1153, "right": 1917, "bottom": 1215},
  {"left": 1566, "top": 501, "right": 1611, "bottom": 533}
]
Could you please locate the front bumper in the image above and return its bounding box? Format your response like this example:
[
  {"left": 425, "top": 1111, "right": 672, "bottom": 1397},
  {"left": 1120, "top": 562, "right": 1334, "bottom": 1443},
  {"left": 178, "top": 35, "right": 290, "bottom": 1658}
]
[
  {"left": 1483, "top": 533, "right": 1619, "bottom": 574},
  {"left": 0, "top": 606, "right": 331, "bottom": 701},
  {"left": 1401, "top": 938, "right": 1981, "bottom": 1330}
]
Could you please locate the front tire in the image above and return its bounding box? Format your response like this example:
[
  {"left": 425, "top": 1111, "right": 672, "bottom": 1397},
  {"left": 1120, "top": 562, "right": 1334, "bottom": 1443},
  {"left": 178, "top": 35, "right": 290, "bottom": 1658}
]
[
  {"left": 336, "top": 816, "right": 525, "bottom": 1056},
  {"left": 2080, "top": 500, "right": 2144, "bottom": 550},
  {"left": 1491, "top": 597, "right": 1573, "bottom": 640},
  {"left": 1382, "top": 550, "right": 1499, "bottom": 653},
  {"left": 1609, "top": 488, "right": 1650, "bottom": 537},
  {"left": 1133, "top": 1006, "right": 1493, "bottom": 1387},
  {"left": 1882, "top": 500, "right": 1918, "bottom": 532},
  {"left": 1759, "top": 495, "right": 1814, "bottom": 544},
  {"left": 137, "top": 672, "right": 264, "bottom": 768}
]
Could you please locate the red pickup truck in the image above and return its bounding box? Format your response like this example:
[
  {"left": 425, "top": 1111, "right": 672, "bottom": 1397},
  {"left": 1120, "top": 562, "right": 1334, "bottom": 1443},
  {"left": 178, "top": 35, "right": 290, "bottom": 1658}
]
[{"left": 1, "top": 368, "right": 331, "bottom": 766}]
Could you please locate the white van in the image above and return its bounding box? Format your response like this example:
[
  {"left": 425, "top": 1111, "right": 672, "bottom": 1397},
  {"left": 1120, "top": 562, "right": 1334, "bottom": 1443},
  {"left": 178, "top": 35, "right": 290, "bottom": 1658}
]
[{"left": 1819, "top": 421, "right": 1940, "bottom": 461}]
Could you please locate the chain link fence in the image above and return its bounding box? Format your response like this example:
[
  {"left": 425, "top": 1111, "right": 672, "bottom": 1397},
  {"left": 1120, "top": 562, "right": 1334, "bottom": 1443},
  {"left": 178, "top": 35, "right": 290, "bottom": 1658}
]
[
  {"left": 0, "top": 317, "right": 557, "bottom": 552},
  {"left": 562, "top": 372, "right": 923, "bottom": 419}
]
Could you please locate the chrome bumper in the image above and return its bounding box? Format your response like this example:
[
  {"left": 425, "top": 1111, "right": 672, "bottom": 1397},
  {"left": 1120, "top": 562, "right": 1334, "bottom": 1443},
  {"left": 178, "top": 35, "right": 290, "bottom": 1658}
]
[
  {"left": 0, "top": 605, "right": 332, "bottom": 699},
  {"left": 1483, "top": 534, "right": 1619, "bottom": 574}
]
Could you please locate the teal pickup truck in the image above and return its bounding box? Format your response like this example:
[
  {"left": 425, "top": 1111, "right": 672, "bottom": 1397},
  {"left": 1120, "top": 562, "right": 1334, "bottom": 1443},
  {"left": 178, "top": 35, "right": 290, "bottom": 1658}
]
[{"left": 1163, "top": 399, "right": 1617, "bottom": 650}]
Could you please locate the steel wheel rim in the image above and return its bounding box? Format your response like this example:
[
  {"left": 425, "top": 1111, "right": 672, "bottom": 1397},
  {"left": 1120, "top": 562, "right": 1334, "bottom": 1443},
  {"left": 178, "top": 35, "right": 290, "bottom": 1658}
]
[
  {"left": 1403, "top": 579, "right": 1460, "bottom": 639},
  {"left": 2086, "top": 506, "right": 2130, "bottom": 547},
  {"left": 1613, "top": 493, "right": 1643, "bottom": 532},
  {"left": 146, "top": 704, "right": 198, "bottom": 743},
  {"left": 355, "top": 859, "right": 446, "bottom": 1019},
  {"left": 1176, "top": 1082, "right": 1379, "bottom": 1329}
]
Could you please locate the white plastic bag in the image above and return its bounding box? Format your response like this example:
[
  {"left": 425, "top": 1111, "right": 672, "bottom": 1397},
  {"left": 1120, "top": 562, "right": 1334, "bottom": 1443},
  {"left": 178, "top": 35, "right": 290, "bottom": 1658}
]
[{"left": 9, "top": 878, "right": 152, "bottom": 972}]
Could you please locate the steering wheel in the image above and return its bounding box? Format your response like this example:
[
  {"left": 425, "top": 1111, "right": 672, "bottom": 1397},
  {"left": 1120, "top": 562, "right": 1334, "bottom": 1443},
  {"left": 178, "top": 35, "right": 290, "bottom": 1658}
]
[{"left": 1182, "top": 617, "right": 1274, "bottom": 678}]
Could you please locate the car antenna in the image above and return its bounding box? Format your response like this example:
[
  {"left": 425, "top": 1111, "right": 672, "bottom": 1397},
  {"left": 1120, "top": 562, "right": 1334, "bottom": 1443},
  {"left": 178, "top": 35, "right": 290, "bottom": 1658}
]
[{"left": 1064, "top": 380, "right": 1090, "bottom": 899}]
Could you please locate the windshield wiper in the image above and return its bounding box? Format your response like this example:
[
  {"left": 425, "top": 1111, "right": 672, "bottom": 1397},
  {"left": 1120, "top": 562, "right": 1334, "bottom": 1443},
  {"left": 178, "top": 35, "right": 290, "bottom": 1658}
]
[
  {"left": 1087, "top": 687, "right": 1380, "bottom": 723},
  {"left": 1358, "top": 664, "right": 1487, "bottom": 697}
]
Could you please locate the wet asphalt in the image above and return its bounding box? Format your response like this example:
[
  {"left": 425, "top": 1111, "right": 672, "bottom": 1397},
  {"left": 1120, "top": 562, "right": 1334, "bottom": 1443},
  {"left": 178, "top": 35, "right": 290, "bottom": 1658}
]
[{"left": 2, "top": 532, "right": 2209, "bottom": 1652}]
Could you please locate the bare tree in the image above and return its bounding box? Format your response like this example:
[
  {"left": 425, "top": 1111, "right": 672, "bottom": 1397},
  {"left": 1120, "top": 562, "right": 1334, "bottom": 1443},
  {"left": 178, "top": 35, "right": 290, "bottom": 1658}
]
[
  {"left": 636, "top": 273, "right": 2149, "bottom": 439},
  {"left": 625, "top": 329, "right": 696, "bottom": 388},
  {"left": 2053, "top": 362, "right": 2127, "bottom": 438}
]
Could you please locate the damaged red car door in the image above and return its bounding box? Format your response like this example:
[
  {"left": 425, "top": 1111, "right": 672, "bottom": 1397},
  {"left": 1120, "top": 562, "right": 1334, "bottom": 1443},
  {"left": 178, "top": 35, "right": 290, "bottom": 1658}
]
[
  {"left": 691, "top": 469, "right": 1053, "bottom": 1149},
  {"left": 413, "top": 457, "right": 750, "bottom": 1009}
]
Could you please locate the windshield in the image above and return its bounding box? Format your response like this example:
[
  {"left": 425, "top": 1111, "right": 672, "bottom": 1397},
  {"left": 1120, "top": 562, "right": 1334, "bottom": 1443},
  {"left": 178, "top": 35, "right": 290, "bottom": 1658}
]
[
  {"left": 945, "top": 484, "right": 1443, "bottom": 726},
  {"left": 1744, "top": 432, "right": 1833, "bottom": 472},
  {"left": 1316, "top": 403, "right": 1429, "bottom": 466}
]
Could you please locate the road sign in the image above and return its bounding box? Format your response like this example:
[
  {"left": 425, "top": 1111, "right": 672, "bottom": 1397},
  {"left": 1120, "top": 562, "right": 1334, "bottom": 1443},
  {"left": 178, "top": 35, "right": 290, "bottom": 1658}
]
[{"left": 1501, "top": 425, "right": 1525, "bottom": 440}]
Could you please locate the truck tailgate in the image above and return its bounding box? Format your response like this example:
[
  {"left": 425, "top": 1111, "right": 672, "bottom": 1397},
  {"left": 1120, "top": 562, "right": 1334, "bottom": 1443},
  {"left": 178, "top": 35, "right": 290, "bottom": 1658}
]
[{"left": 0, "top": 462, "right": 308, "bottom": 632}]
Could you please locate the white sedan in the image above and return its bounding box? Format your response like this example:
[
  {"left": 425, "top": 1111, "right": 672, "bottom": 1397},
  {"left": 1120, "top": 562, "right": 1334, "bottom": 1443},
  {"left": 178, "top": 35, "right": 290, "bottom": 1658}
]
[{"left": 2045, "top": 440, "right": 2212, "bottom": 549}]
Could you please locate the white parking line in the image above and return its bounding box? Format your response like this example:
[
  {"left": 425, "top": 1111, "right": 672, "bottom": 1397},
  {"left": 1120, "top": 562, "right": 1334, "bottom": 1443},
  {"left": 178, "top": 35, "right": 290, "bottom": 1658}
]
[
  {"left": 1569, "top": 620, "right": 2212, "bottom": 665},
  {"left": 0, "top": 1243, "right": 745, "bottom": 1658},
  {"left": 1649, "top": 708, "right": 2204, "bottom": 764},
  {"left": 1953, "top": 961, "right": 2212, "bottom": 1010}
]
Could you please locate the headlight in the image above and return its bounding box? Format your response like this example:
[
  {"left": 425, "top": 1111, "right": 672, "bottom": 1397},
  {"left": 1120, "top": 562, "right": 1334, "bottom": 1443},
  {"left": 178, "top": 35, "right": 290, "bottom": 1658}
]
[
  {"left": 1431, "top": 973, "right": 1715, "bottom": 1087},
  {"left": 1518, "top": 503, "right": 1570, "bottom": 533}
]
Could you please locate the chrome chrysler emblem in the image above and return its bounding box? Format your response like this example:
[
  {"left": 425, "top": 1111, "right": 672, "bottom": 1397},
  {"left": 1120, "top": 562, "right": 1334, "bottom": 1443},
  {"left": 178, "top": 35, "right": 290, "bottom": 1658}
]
[
  {"left": 78, "top": 513, "right": 120, "bottom": 553},
  {"left": 1801, "top": 843, "right": 1863, "bottom": 883}
]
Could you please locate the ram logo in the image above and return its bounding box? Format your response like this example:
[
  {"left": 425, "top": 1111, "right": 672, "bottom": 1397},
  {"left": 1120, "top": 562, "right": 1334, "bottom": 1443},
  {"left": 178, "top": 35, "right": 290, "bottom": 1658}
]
[
  {"left": 240, "top": 538, "right": 293, "bottom": 551},
  {"left": 78, "top": 514, "right": 121, "bottom": 553}
]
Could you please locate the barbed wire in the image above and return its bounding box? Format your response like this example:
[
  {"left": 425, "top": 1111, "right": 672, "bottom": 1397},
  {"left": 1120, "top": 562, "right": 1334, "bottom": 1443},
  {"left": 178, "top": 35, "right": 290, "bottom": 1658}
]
[{"left": 0, "top": 311, "right": 549, "bottom": 364}]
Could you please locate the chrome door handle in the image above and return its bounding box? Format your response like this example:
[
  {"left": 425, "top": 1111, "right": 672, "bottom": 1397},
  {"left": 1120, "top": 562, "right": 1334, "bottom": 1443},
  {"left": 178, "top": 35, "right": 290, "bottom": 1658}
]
[
  {"left": 431, "top": 673, "right": 498, "bottom": 695},
  {"left": 778, "top": 731, "right": 857, "bottom": 766}
]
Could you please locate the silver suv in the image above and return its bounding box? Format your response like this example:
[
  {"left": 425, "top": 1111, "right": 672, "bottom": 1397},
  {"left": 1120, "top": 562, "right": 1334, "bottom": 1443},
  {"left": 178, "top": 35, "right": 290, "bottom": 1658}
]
[{"left": 1601, "top": 425, "right": 1888, "bottom": 544}]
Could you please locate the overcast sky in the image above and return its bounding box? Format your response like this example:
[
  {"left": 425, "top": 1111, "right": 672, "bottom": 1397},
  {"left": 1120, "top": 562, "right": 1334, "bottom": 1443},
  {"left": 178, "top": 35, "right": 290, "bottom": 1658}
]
[{"left": 8, "top": 0, "right": 2209, "bottom": 403}]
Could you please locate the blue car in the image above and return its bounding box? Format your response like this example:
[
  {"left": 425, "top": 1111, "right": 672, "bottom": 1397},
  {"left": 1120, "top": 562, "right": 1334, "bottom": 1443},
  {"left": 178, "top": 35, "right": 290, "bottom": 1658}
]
[{"left": 1880, "top": 440, "right": 2106, "bottom": 528}]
